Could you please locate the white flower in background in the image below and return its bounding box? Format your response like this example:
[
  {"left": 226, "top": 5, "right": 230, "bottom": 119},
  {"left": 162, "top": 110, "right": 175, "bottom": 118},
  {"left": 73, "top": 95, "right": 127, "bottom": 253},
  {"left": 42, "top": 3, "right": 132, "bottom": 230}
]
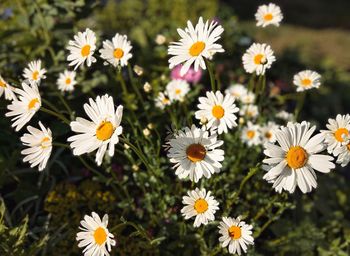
[
  {"left": 155, "top": 92, "right": 171, "bottom": 109},
  {"left": 67, "top": 28, "right": 97, "bottom": 70},
  {"left": 240, "top": 104, "right": 259, "bottom": 119},
  {"left": 293, "top": 70, "right": 321, "bottom": 92},
  {"left": 276, "top": 110, "right": 294, "bottom": 122},
  {"left": 260, "top": 121, "right": 279, "bottom": 143},
  {"left": 6, "top": 81, "right": 41, "bottom": 131},
  {"left": 225, "top": 83, "right": 248, "bottom": 101},
  {"left": 76, "top": 212, "right": 116, "bottom": 256},
  {"left": 241, "top": 91, "right": 256, "bottom": 105},
  {"left": 321, "top": 114, "right": 350, "bottom": 154},
  {"left": 255, "top": 3, "right": 283, "bottom": 27},
  {"left": 155, "top": 34, "right": 166, "bottom": 45},
  {"left": 0, "top": 75, "right": 16, "bottom": 100},
  {"left": 195, "top": 91, "right": 239, "bottom": 134},
  {"left": 218, "top": 216, "right": 254, "bottom": 255},
  {"left": 168, "top": 17, "right": 224, "bottom": 76},
  {"left": 333, "top": 136, "right": 350, "bottom": 167},
  {"left": 241, "top": 121, "right": 261, "bottom": 146},
  {"left": 167, "top": 125, "right": 224, "bottom": 182},
  {"left": 133, "top": 65, "right": 144, "bottom": 76},
  {"left": 181, "top": 188, "right": 219, "bottom": 227},
  {"left": 263, "top": 121, "right": 335, "bottom": 193},
  {"left": 166, "top": 79, "right": 190, "bottom": 102},
  {"left": 23, "top": 60, "right": 46, "bottom": 84},
  {"left": 67, "top": 94, "right": 123, "bottom": 166},
  {"left": 20, "top": 121, "right": 52, "bottom": 171},
  {"left": 57, "top": 70, "right": 77, "bottom": 92},
  {"left": 99, "top": 33, "right": 132, "bottom": 67},
  {"left": 242, "top": 43, "right": 276, "bottom": 75},
  {"left": 143, "top": 82, "right": 152, "bottom": 93}
]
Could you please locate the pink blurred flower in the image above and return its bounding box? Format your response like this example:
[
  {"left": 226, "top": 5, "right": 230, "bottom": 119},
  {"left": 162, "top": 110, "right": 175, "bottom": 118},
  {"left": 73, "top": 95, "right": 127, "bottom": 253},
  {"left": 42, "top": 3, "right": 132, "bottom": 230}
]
[{"left": 171, "top": 65, "right": 202, "bottom": 84}]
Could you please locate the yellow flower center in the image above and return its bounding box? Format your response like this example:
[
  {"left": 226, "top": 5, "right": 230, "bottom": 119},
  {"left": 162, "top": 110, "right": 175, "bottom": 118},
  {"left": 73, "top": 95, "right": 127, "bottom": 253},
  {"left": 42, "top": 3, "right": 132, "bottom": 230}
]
[
  {"left": 175, "top": 89, "right": 181, "bottom": 95},
  {"left": 0, "top": 80, "right": 6, "bottom": 87},
  {"left": 264, "top": 13, "right": 273, "bottom": 21},
  {"left": 189, "top": 41, "right": 206, "bottom": 56},
  {"left": 32, "top": 71, "right": 39, "bottom": 81},
  {"left": 228, "top": 225, "right": 242, "bottom": 239},
  {"left": 96, "top": 121, "right": 114, "bottom": 141},
  {"left": 65, "top": 78, "right": 71, "bottom": 85},
  {"left": 212, "top": 105, "right": 225, "bottom": 119},
  {"left": 265, "top": 132, "right": 272, "bottom": 139},
  {"left": 113, "top": 48, "right": 124, "bottom": 59},
  {"left": 93, "top": 227, "right": 107, "bottom": 245},
  {"left": 334, "top": 128, "right": 349, "bottom": 142},
  {"left": 28, "top": 98, "right": 39, "bottom": 110},
  {"left": 301, "top": 78, "right": 312, "bottom": 87},
  {"left": 41, "top": 137, "right": 50, "bottom": 148},
  {"left": 194, "top": 198, "right": 208, "bottom": 213},
  {"left": 81, "top": 44, "right": 91, "bottom": 57},
  {"left": 286, "top": 146, "right": 308, "bottom": 169},
  {"left": 186, "top": 143, "right": 206, "bottom": 163},
  {"left": 247, "top": 130, "right": 255, "bottom": 139},
  {"left": 162, "top": 98, "right": 170, "bottom": 104},
  {"left": 254, "top": 54, "right": 266, "bottom": 65}
]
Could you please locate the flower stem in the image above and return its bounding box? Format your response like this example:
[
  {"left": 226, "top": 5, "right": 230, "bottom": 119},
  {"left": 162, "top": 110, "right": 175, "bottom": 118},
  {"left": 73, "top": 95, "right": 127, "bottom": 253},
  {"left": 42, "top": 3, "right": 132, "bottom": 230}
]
[
  {"left": 127, "top": 63, "right": 144, "bottom": 105},
  {"left": 204, "top": 58, "right": 216, "bottom": 91},
  {"left": 294, "top": 91, "right": 306, "bottom": 121},
  {"left": 40, "top": 107, "right": 70, "bottom": 125},
  {"left": 56, "top": 92, "right": 74, "bottom": 118}
]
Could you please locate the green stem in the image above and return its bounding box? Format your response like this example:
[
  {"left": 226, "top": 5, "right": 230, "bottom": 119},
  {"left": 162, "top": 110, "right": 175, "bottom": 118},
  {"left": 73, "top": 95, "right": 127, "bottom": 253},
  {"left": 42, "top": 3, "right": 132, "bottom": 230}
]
[
  {"left": 118, "top": 71, "right": 129, "bottom": 101},
  {"left": 248, "top": 73, "right": 256, "bottom": 92},
  {"left": 42, "top": 98, "right": 60, "bottom": 113},
  {"left": 56, "top": 93, "right": 73, "bottom": 118},
  {"left": 127, "top": 64, "right": 144, "bottom": 105},
  {"left": 294, "top": 91, "right": 306, "bottom": 121},
  {"left": 204, "top": 58, "right": 216, "bottom": 91},
  {"left": 52, "top": 142, "right": 70, "bottom": 149},
  {"left": 40, "top": 107, "right": 70, "bottom": 125}
]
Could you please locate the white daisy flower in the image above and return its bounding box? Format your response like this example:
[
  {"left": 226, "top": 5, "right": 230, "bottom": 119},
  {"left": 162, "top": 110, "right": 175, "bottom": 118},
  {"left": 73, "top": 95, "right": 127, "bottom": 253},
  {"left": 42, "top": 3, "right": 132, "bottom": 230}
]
[
  {"left": 167, "top": 125, "right": 224, "bottom": 182},
  {"left": 76, "top": 212, "right": 116, "bottom": 256},
  {"left": 321, "top": 114, "right": 350, "bottom": 154},
  {"left": 165, "top": 79, "right": 190, "bottom": 102},
  {"left": 218, "top": 216, "right": 254, "bottom": 255},
  {"left": 23, "top": 60, "right": 47, "bottom": 84},
  {"left": 242, "top": 43, "right": 276, "bottom": 75},
  {"left": 240, "top": 104, "right": 259, "bottom": 119},
  {"left": 67, "top": 28, "right": 97, "bottom": 70},
  {"left": 260, "top": 121, "right": 279, "bottom": 143},
  {"left": 0, "top": 75, "right": 16, "bottom": 100},
  {"left": 67, "top": 94, "right": 123, "bottom": 166},
  {"left": 155, "top": 92, "right": 171, "bottom": 109},
  {"left": 293, "top": 70, "right": 321, "bottom": 92},
  {"left": 168, "top": 17, "right": 224, "bottom": 76},
  {"left": 99, "top": 33, "right": 132, "bottom": 67},
  {"left": 57, "top": 70, "right": 77, "bottom": 92},
  {"left": 195, "top": 91, "right": 239, "bottom": 134},
  {"left": 241, "top": 91, "right": 256, "bottom": 105},
  {"left": 5, "top": 81, "right": 41, "bottom": 131},
  {"left": 20, "top": 121, "right": 52, "bottom": 171},
  {"left": 333, "top": 137, "right": 350, "bottom": 167},
  {"left": 255, "top": 3, "right": 283, "bottom": 28},
  {"left": 225, "top": 83, "right": 248, "bottom": 101},
  {"left": 263, "top": 121, "right": 335, "bottom": 193},
  {"left": 276, "top": 110, "right": 294, "bottom": 122},
  {"left": 241, "top": 121, "right": 261, "bottom": 147},
  {"left": 181, "top": 188, "right": 219, "bottom": 227}
]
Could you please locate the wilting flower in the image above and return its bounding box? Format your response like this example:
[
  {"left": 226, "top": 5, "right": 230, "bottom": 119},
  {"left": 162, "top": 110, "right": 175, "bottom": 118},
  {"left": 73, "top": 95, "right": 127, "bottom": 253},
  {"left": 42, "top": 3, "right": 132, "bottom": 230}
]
[
  {"left": 168, "top": 17, "right": 224, "bottom": 76},
  {"left": 195, "top": 91, "right": 239, "bottom": 134},
  {"left": 23, "top": 60, "right": 46, "bottom": 84},
  {"left": 293, "top": 70, "right": 321, "bottom": 92},
  {"left": 218, "top": 216, "right": 254, "bottom": 255},
  {"left": 255, "top": 3, "right": 283, "bottom": 27},
  {"left": 99, "top": 33, "right": 132, "bottom": 67},
  {"left": 57, "top": 70, "right": 77, "bottom": 92},
  {"left": 263, "top": 121, "right": 335, "bottom": 193},
  {"left": 181, "top": 188, "right": 219, "bottom": 227},
  {"left": 76, "top": 212, "right": 116, "bottom": 256},
  {"left": 165, "top": 79, "right": 190, "bottom": 102},
  {"left": 171, "top": 65, "right": 202, "bottom": 84},
  {"left": 6, "top": 81, "right": 41, "bottom": 131},
  {"left": 67, "top": 94, "right": 123, "bottom": 166},
  {"left": 0, "top": 75, "right": 16, "bottom": 100},
  {"left": 167, "top": 125, "right": 224, "bottom": 182},
  {"left": 67, "top": 28, "right": 97, "bottom": 70},
  {"left": 20, "top": 121, "right": 52, "bottom": 171},
  {"left": 242, "top": 43, "right": 275, "bottom": 75}
]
